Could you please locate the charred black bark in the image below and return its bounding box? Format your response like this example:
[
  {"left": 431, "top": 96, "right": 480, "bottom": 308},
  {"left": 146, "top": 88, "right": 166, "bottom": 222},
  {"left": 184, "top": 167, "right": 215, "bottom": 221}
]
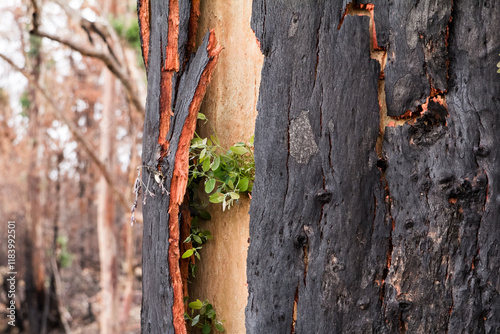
[{"left": 247, "top": 0, "right": 500, "bottom": 333}]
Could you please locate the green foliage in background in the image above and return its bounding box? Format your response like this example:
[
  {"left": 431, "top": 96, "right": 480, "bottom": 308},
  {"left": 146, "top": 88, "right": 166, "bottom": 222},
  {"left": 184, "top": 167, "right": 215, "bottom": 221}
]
[
  {"left": 56, "top": 235, "right": 73, "bottom": 268},
  {"left": 110, "top": 15, "right": 141, "bottom": 53},
  {"left": 19, "top": 90, "right": 30, "bottom": 117},
  {"left": 28, "top": 35, "right": 42, "bottom": 59},
  {"left": 184, "top": 299, "right": 225, "bottom": 333}
]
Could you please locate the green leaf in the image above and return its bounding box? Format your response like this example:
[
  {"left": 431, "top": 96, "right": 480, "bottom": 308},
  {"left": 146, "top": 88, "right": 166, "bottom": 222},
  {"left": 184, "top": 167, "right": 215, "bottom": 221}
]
[
  {"left": 193, "top": 235, "right": 203, "bottom": 244},
  {"left": 230, "top": 146, "right": 248, "bottom": 155},
  {"left": 202, "top": 158, "right": 211, "bottom": 172},
  {"left": 189, "top": 299, "right": 203, "bottom": 310},
  {"left": 197, "top": 112, "right": 207, "bottom": 121},
  {"left": 195, "top": 252, "right": 201, "bottom": 260},
  {"left": 209, "top": 192, "right": 225, "bottom": 203},
  {"left": 229, "top": 192, "right": 240, "bottom": 200},
  {"left": 182, "top": 249, "right": 194, "bottom": 259},
  {"left": 227, "top": 179, "right": 234, "bottom": 189},
  {"left": 205, "top": 178, "right": 216, "bottom": 193},
  {"left": 238, "top": 178, "right": 249, "bottom": 192},
  {"left": 199, "top": 210, "right": 212, "bottom": 220},
  {"left": 202, "top": 323, "right": 211, "bottom": 334},
  {"left": 200, "top": 148, "right": 206, "bottom": 160},
  {"left": 249, "top": 134, "right": 254, "bottom": 146},
  {"left": 211, "top": 156, "right": 220, "bottom": 171},
  {"left": 206, "top": 308, "right": 215, "bottom": 319},
  {"left": 191, "top": 137, "right": 204, "bottom": 147},
  {"left": 497, "top": 61, "right": 500, "bottom": 68},
  {"left": 183, "top": 236, "right": 192, "bottom": 243},
  {"left": 191, "top": 314, "right": 200, "bottom": 326},
  {"left": 215, "top": 322, "right": 225, "bottom": 332}
]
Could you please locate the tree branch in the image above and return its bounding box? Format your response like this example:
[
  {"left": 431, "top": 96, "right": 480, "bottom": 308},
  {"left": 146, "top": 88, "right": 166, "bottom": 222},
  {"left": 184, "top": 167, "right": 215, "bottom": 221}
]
[
  {"left": 0, "top": 53, "right": 137, "bottom": 220},
  {"left": 29, "top": 0, "right": 145, "bottom": 117}
]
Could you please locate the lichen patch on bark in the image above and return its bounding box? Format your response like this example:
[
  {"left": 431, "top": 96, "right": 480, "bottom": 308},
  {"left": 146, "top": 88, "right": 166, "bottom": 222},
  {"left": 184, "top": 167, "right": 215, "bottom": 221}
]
[{"left": 289, "top": 110, "right": 319, "bottom": 164}]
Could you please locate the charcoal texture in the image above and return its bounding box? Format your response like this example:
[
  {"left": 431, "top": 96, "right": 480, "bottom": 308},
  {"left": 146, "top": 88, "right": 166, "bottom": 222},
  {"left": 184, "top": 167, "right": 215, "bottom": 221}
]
[{"left": 247, "top": 0, "right": 500, "bottom": 333}]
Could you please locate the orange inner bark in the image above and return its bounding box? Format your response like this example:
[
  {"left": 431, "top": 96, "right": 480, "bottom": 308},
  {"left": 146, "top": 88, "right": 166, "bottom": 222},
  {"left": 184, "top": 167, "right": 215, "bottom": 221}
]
[
  {"left": 168, "top": 30, "right": 221, "bottom": 334},
  {"left": 138, "top": 0, "right": 150, "bottom": 68}
]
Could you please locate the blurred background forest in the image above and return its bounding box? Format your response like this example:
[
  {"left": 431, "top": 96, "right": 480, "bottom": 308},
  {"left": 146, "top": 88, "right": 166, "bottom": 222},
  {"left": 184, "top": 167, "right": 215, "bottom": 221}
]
[{"left": 0, "top": 0, "right": 146, "bottom": 332}]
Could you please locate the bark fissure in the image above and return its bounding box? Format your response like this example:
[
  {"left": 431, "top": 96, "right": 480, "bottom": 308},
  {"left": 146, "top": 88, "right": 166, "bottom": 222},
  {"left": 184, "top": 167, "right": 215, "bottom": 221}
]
[{"left": 290, "top": 283, "right": 299, "bottom": 334}]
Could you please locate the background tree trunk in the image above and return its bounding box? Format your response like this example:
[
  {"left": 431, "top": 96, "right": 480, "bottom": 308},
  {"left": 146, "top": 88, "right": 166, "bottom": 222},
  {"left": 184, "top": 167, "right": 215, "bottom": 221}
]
[
  {"left": 25, "top": 33, "right": 46, "bottom": 334},
  {"left": 96, "top": 0, "right": 119, "bottom": 332},
  {"left": 247, "top": 1, "right": 500, "bottom": 333}
]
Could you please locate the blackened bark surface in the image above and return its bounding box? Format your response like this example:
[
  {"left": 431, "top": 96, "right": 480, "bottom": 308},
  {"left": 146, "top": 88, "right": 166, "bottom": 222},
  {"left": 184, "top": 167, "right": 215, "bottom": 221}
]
[
  {"left": 140, "top": 1, "right": 174, "bottom": 330},
  {"left": 248, "top": 0, "right": 500, "bottom": 333},
  {"left": 359, "top": 0, "right": 452, "bottom": 117}
]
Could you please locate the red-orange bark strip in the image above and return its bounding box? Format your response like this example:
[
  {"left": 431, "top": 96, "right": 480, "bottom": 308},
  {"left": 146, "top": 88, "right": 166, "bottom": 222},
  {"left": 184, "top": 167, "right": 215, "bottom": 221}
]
[
  {"left": 138, "top": 0, "right": 150, "bottom": 68},
  {"left": 187, "top": 0, "right": 200, "bottom": 55},
  {"left": 168, "top": 30, "right": 222, "bottom": 334},
  {"left": 165, "top": 0, "right": 180, "bottom": 71}
]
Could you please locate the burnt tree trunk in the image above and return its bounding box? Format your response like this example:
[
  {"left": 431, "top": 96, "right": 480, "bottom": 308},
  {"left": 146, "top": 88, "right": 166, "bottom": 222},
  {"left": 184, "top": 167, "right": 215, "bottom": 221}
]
[
  {"left": 138, "top": 0, "right": 220, "bottom": 333},
  {"left": 247, "top": 1, "right": 500, "bottom": 333}
]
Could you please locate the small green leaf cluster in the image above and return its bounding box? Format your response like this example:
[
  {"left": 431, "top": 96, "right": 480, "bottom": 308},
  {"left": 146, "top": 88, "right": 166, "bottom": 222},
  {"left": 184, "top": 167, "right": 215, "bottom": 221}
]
[
  {"left": 19, "top": 91, "right": 30, "bottom": 115},
  {"left": 110, "top": 15, "right": 141, "bottom": 52},
  {"left": 28, "top": 35, "right": 42, "bottom": 59},
  {"left": 184, "top": 299, "right": 225, "bottom": 333},
  {"left": 181, "top": 217, "right": 213, "bottom": 276},
  {"left": 189, "top": 113, "right": 255, "bottom": 212},
  {"left": 56, "top": 235, "right": 73, "bottom": 268}
]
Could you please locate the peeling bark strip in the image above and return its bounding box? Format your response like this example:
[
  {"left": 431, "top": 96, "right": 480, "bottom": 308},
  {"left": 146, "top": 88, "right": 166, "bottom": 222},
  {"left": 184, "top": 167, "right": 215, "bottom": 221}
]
[
  {"left": 139, "top": 0, "right": 220, "bottom": 331},
  {"left": 137, "top": 0, "right": 150, "bottom": 70},
  {"left": 248, "top": 0, "right": 500, "bottom": 333}
]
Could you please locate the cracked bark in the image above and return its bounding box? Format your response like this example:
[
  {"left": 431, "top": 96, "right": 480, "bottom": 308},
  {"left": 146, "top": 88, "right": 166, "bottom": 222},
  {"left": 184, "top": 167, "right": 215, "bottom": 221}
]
[
  {"left": 247, "top": 1, "right": 500, "bottom": 333},
  {"left": 139, "top": 1, "right": 221, "bottom": 333}
]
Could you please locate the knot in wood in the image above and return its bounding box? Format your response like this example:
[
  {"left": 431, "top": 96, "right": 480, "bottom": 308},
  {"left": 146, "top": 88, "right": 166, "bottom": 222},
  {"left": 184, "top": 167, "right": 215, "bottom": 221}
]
[
  {"left": 315, "top": 189, "right": 333, "bottom": 203},
  {"left": 473, "top": 145, "right": 490, "bottom": 158}
]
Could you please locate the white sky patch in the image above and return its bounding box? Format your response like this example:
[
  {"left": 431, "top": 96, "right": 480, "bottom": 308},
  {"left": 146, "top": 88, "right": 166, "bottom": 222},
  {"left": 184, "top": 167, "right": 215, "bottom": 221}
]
[
  {"left": 117, "top": 142, "right": 131, "bottom": 172},
  {"left": 75, "top": 99, "right": 88, "bottom": 112},
  {"left": 94, "top": 102, "right": 103, "bottom": 120},
  {"left": 48, "top": 169, "right": 58, "bottom": 181},
  {"left": 77, "top": 115, "right": 86, "bottom": 127},
  {"left": 42, "top": 2, "right": 66, "bottom": 35},
  {"left": 81, "top": 8, "right": 97, "bottom": 22},
  {"left": 116, "top": 126, "right": 127, "bottom": 140}
]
